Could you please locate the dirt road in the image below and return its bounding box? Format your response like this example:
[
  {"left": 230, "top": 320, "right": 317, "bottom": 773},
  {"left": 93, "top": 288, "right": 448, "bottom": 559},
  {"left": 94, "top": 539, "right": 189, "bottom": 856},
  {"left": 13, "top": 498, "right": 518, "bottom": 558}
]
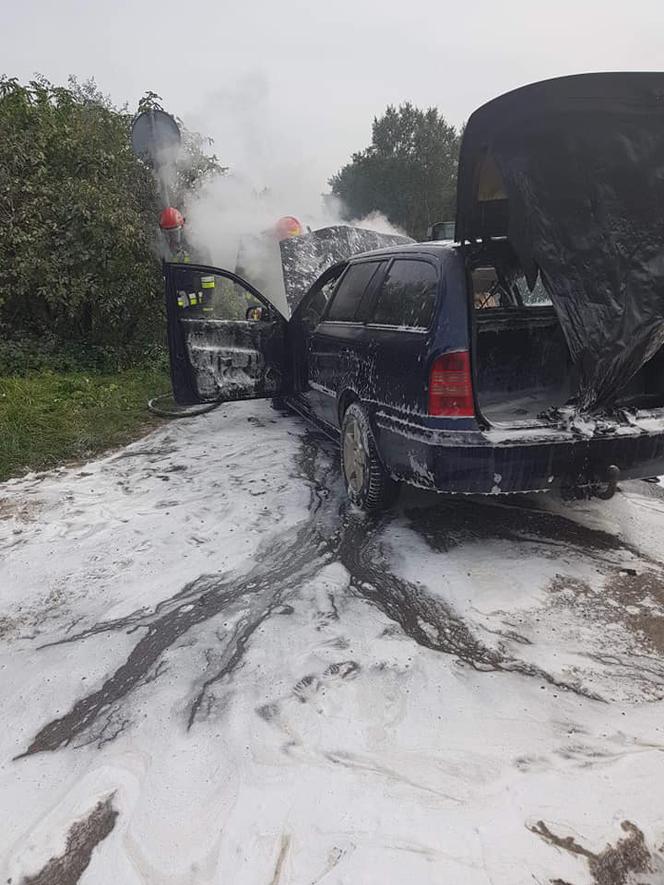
[{"left": 1, "top": 402, "right": 664, "bottom": 884}]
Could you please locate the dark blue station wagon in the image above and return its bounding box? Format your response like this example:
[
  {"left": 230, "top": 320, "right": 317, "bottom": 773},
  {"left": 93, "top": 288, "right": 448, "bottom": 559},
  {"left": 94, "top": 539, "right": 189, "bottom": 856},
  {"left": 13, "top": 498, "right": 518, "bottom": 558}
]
[
  {"left": 164, "top": 237, "right": 664, "bottom": 510},
  {"left": 164, "top": 74, "right": 664, "bottom": 511}
]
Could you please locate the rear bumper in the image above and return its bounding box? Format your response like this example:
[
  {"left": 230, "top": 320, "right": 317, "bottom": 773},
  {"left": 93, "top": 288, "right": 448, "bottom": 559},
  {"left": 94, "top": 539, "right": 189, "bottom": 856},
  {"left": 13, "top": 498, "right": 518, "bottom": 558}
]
[{"left": 374, "top": 412, "right": 664, "bottom": 494}]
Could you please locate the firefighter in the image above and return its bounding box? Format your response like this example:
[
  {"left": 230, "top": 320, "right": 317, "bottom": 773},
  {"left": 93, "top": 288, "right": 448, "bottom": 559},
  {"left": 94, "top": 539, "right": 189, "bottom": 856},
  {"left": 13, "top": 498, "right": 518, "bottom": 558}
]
[
  {"left": 159, "top": 207, "right": 216, "bottom": 312},
  {"left": 159, "top": 207, "right": 189, "bottom": 263}
]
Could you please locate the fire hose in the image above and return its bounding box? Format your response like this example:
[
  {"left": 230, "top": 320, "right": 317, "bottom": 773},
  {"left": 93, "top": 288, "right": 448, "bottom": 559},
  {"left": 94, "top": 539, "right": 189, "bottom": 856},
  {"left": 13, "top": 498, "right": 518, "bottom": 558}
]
[{"left": 146, "top": 395, "right": 223, "bottom": 419}]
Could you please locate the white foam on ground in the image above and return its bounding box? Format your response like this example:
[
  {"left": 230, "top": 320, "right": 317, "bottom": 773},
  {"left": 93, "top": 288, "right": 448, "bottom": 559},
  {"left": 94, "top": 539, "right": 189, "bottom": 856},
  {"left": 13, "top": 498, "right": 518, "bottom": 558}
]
[{"left": 1, "top": 403, "right": 663, "bottom": 883}]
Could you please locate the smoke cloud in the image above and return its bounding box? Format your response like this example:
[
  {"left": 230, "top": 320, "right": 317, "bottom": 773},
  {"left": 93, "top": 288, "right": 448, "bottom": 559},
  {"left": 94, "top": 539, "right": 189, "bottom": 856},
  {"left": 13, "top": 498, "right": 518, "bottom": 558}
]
[{"left": 175, "top": 74, "right": 405, "bottom": 313}]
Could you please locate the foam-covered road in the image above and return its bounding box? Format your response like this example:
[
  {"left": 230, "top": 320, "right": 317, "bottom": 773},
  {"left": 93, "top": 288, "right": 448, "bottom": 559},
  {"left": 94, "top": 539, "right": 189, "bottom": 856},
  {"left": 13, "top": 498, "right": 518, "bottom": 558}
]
[{"left": 2, "top": 402, "right": 664, "bottom": 884}]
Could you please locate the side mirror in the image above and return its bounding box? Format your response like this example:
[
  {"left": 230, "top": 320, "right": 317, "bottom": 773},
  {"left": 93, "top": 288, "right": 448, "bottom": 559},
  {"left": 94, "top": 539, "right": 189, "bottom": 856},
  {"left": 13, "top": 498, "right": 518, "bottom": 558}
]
[{"left": 246, "top": 305, "right": 272, "bottom": 322}]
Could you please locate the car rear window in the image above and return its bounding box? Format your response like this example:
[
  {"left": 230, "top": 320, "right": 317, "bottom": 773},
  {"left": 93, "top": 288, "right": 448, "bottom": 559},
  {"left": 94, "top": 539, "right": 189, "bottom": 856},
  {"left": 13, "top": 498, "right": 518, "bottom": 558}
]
[
  {"left": 370, "top": 259, "right": 438, "bottom": 329},
  {"left": 326, "top": 262, "right": 380, "bottom": 322}
]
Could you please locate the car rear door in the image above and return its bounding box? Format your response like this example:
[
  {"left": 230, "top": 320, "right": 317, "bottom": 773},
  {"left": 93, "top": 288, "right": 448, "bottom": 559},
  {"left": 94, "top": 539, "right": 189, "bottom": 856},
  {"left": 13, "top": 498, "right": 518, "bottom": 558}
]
[
  {"left": 364, "top": 257, "right": 441, "bottom": 418},
  {"left": 164, "top": 263, "right": 289, "bottom": 406}
]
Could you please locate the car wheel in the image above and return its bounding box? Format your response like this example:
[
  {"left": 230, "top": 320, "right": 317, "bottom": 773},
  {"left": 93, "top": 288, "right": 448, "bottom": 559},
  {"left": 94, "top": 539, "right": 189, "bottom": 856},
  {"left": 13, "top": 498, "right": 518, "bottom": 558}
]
[{"left": 341, "top": 402, "right": 397, "bottom": 511}]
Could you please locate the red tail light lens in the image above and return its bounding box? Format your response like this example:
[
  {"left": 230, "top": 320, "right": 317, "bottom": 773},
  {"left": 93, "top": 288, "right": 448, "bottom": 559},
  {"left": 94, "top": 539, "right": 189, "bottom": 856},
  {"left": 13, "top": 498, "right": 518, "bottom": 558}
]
[{"left": 428, "top": 350, "right": 474, "bottom": 417}]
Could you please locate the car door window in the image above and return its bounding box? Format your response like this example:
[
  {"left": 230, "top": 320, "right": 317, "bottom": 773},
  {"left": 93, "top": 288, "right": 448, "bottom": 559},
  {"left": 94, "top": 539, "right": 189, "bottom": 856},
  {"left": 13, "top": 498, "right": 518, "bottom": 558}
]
[
  {"left": 325, "top": 262, "right": 381, "bottom": 322},
  {"left": 172, "top": 267, "right": 265, "bottom": 320},
  {"left": 299, "top": 266, "right": 346, "bottom": 331},
  {"left": 370, "top": 259, "right": 438, "bottom": 329}
]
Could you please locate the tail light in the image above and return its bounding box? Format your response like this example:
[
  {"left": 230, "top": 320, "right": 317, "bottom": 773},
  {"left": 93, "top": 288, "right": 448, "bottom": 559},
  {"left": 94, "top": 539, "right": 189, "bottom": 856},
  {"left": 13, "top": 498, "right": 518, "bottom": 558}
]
[{"left": 428, "top": 350, "right": 474, "bottom": 417}]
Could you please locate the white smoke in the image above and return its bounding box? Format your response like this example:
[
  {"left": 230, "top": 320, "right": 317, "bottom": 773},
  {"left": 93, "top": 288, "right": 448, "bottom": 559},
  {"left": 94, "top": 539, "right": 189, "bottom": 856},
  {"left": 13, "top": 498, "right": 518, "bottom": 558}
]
[
  {"left": 176, "top": 74, "right": 406, "bottom": 311},
  {"left": 182, "top": 168, "right": 405, "bottom": 269}
]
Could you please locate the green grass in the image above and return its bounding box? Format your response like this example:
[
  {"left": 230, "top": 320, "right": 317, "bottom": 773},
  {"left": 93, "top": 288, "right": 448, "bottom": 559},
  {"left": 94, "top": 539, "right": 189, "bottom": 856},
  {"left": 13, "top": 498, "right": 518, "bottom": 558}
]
[{"left": 0, "top": 367, "right": 171, "bottom": 482}]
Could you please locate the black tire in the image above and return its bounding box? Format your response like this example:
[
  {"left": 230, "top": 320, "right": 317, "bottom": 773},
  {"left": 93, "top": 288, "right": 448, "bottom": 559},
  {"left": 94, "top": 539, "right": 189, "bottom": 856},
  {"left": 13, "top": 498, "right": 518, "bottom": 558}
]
[{"left": 341, "top": 402, "right": 398, "bottom": 511}]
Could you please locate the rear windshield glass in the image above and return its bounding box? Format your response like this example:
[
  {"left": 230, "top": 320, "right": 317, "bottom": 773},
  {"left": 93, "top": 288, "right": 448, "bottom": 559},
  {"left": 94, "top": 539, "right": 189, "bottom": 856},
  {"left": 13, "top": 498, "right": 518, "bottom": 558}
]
[
  {"left": 326, "top": 262, "right": 380, "bottom": 322},
  {"left": 514, "top": 274, "right": 552, "bottom": 306},
  {"left": 370, "top": 259, "right": 437, "bottom": 329}
]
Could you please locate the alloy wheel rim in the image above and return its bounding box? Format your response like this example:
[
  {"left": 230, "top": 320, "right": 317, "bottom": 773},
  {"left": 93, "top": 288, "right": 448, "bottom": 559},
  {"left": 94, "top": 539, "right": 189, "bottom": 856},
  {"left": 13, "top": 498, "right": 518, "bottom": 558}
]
[{"left": 343, "top": 415, "right": 367, "bottom": 494}]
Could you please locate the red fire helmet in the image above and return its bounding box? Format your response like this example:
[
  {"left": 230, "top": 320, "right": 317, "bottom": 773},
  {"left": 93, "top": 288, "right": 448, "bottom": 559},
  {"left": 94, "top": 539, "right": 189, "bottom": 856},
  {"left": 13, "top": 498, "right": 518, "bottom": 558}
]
[
  {"left": 275, "top": 215, "right": 302, "bottom": 240},
  {"left": 159, "top": 207, "right": 185, "bottom": 230}
]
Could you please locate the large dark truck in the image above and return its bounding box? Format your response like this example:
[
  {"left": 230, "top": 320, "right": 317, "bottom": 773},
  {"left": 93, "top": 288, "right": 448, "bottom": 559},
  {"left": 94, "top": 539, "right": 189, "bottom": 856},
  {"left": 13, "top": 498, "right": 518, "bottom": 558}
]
[{"left": 164, "top": 73, "right": 664, "bottom": 511}]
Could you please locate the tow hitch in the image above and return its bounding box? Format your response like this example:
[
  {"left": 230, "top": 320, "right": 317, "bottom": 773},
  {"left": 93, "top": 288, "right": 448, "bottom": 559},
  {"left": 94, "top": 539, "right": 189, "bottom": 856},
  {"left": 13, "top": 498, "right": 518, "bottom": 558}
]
[{"left": 562, "top": 464, "right": 621, "bottom": 501}]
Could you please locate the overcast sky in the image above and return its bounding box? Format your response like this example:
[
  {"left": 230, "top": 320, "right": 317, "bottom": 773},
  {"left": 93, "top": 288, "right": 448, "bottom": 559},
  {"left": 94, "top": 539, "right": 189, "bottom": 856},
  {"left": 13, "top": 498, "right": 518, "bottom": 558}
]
[{"left": 4, "top": 0, "right": 664, "bottom": 193}]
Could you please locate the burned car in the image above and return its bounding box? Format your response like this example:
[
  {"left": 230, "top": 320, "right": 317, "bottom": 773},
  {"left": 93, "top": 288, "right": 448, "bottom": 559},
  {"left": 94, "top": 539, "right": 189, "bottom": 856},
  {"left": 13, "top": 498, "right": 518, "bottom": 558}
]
[{"left": 164, "top": 73, "right": 664, "bottom": 511}]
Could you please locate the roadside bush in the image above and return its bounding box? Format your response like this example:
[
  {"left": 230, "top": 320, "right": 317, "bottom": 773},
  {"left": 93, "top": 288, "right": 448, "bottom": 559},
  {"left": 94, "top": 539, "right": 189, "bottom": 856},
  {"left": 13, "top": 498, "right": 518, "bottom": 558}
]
[
  {"left": 0, "top": 76, "right": 163, "bottom": 349},
  {"left": 0, "top": 76, "right": 222, "bottom": 360},
  {"left": 0, "top": 330, "right": 169, "bottom": 376}
]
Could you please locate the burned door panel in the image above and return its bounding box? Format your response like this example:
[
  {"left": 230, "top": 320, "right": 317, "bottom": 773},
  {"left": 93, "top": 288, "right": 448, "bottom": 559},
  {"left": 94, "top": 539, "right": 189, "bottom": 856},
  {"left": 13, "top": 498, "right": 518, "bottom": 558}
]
[
  {"left": 180, "top": 318, "right": 286, "bottom": 402},
  {"left": 164, "top": 263, "right": 288, "bottom": 406}
]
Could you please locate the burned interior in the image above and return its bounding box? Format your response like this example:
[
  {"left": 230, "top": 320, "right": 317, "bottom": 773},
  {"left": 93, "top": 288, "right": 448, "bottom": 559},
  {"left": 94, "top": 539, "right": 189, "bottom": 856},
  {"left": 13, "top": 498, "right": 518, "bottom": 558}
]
[
  {"left": 467, "top": 240, "right": 575, "bottom": 426},
  {"left": 467, "top": 237, "right": 664, "bottom": 426}
]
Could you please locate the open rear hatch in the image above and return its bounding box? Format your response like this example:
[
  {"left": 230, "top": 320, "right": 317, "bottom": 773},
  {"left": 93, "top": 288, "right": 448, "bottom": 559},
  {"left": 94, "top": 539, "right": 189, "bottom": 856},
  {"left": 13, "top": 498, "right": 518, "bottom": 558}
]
[{"left": 456, "top": 72, "right": 664, "bottom": 423}]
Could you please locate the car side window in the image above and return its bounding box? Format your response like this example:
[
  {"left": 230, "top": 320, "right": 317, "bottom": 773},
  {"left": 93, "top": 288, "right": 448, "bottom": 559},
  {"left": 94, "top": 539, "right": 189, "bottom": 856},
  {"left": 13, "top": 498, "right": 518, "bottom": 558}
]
[
  {"left": 370, "top": 259, "right": 438, "bottom": 329},
  {"left": 472, "top": 266, "right": 508, "bottom": 309},
  {"left": 325, "top": 262, "right": 381, "bottom": 323},
  {"left": 172, "top": 267, "right": 260, "bottom": 319}
]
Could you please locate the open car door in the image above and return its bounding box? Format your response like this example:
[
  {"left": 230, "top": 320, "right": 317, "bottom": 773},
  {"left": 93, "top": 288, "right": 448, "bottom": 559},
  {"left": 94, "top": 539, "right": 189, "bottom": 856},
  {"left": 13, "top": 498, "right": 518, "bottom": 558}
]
[{"left": 164, "top": 263, "right": 289, "bottom": 406}]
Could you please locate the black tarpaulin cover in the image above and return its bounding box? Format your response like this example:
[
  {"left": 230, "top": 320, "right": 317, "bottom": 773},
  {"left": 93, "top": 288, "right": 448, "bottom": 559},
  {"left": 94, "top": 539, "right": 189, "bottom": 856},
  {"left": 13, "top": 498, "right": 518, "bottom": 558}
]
[{"left": 456, "top": 73, "right": 664, "bottom": 410}]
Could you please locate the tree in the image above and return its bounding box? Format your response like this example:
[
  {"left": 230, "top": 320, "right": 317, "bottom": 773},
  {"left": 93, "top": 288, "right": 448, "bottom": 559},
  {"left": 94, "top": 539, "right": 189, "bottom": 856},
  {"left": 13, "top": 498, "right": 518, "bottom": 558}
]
[
  {"left": 0, "top": 76, "right": 223, "bottom": 355},
  {"left": 329, "top": 103, "right": 460, "bottom": 240}
]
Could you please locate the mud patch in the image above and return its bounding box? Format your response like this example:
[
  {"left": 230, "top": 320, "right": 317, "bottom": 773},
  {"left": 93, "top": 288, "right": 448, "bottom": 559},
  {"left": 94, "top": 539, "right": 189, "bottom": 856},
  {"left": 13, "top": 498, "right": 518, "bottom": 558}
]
[
  {"left": 529, "top": 819, "right": 664, "bottom": 885},
  {"left": 21, "top": 795, "right": 117, "bottom": 884},
  {"left": 605, "top": 570, "right": 664, "bottom": 654},
  {"left": 549, "top": 568, "right": 664, "bottom": 659}
]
